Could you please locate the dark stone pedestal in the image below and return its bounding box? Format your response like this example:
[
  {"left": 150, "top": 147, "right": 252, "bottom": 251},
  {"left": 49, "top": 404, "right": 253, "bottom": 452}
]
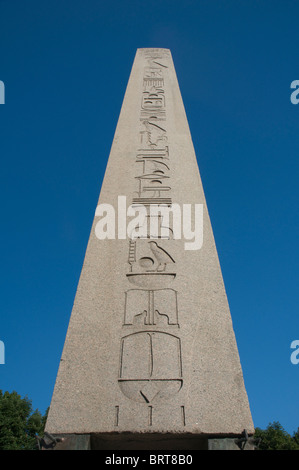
[
  {"left": 208, "top": 437, "right": 255, "bottom": 450},
  {"left": 40, "top": 430, "right": 258, "bottom": 450}
]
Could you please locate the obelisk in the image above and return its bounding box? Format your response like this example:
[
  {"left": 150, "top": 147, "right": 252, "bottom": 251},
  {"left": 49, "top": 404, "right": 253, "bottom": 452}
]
[{"left": 45, "top": 48, "right": 254, "bottom": 450}]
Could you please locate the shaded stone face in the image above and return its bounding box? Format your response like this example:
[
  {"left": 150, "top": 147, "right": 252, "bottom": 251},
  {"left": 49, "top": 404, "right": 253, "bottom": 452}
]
[{"left": 45, "top": 48, "right": 254, "bottom": 441}]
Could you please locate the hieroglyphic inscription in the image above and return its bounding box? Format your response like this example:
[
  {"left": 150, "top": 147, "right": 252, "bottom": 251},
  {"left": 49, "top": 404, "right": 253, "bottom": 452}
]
[
  {"left": 127, "top": 51, "right": 174, "bottom": 277},
  {"left": 118, "top": 331, "right": 183, "bottom": 404},
  {"left": 124, "top": 289, "right": 179, "bottom": 326},
  {"left": 117, "top": 50, "right": 184, "bottom": 425}
]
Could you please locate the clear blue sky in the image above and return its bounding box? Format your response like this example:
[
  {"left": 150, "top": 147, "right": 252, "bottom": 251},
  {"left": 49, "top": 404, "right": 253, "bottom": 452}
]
[{"left": 0, "top": 0, "right": 298, "bottom": 435}]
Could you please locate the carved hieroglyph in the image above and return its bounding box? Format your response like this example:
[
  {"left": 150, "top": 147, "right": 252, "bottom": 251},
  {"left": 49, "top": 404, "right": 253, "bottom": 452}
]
[
  {"left": 120, "top": 52, "right": 182, "bottom": 409},
  {"left": 45, "top": 49, "right": 254, "bottom": 437}
]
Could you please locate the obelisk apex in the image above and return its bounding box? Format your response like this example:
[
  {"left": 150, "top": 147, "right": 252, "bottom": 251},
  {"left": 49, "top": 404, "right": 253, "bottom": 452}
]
[{"left": 45, "top": 48, "right": 254, "bottom": 450}]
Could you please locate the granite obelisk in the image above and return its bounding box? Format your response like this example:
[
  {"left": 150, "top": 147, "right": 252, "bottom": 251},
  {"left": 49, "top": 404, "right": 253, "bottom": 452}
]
[{"left": 45, "top": 48, "right": 254, "bottom": 450}]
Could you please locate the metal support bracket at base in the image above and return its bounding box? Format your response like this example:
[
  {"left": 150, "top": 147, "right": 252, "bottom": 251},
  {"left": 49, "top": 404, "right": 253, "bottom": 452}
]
[
  {"left": 37, "top": 433, "right": 91, "bottom": 450},
  {"left": 208, "top": 429, "right": 260, "bottom": 450}
]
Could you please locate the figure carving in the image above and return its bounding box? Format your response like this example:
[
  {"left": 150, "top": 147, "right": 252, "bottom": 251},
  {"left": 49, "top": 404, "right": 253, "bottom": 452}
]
[{"left": 148, "top": 241, "right": 175, "bottom": 272}]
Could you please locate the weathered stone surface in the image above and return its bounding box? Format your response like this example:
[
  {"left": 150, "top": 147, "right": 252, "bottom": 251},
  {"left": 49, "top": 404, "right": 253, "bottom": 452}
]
[{"left": 45, "top": 48, "right": 254, "bottom": 443}]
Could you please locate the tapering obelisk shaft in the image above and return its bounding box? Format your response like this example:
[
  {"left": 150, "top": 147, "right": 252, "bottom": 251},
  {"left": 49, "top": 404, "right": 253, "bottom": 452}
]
[{"left": 45, "top": 49, "right": 253, "bottom": 449}]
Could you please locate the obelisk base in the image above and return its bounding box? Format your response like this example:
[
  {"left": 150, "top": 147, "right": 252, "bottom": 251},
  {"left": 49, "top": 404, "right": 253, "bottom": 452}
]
[{"left": 42, "top": 431, "right": 257, "bottom": 450}]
